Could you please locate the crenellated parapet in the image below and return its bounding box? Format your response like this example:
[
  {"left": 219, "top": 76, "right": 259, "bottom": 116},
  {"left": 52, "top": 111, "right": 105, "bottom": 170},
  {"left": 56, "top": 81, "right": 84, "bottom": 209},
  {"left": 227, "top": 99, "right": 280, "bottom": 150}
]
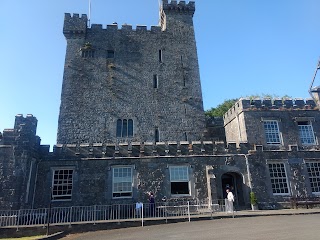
[
  {"left": 50, "top": 141, "right": 253, "bottom": 159},
  {"left": 89, "top": 23, "right": 161, "bottom": 33},
  {"left": 1, "top": 114, "right": 40, "bottom": 148},
  {"left": 162, "top": 1, "right": 195, "bottom": 15},
  {"left": 63, "top": 13, "right": 88, "bottom": 38},
  {"left": 224, "top": 98, "right": 318, "bottom": 124}
]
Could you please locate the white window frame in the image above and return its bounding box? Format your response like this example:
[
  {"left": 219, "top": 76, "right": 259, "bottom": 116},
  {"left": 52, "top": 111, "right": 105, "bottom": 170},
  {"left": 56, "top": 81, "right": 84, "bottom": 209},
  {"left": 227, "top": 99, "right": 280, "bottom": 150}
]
[
  {"left": 112, "top": 166, "right": 133, "bottom": 199},
  {"left": 298, "top": 121, "right": 316, "bottom": 145},
  {"left": 264, "top": 120, "right": 282, "bottom": 145},
  {"left": 169, "top": 166, "right": 190, "bottom": 196},
  {"left": 268, "top": 162, "right": 290, "bottom": 196},
  {"left": 306, "top": 161, "right": 320, "bottom": 195},
  {"left": 51, "top": 168, "right": 74, "bottom": 201}
]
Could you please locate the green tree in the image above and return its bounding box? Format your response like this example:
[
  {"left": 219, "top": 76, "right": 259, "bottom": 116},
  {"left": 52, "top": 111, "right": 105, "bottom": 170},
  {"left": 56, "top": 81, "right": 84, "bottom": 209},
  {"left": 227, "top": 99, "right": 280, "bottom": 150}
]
[
  {"left": 205, "top": 94, "right": 292, "bottom": 117},
  {"left": 205, "top": 98, "right": 238, "bottom": 117}
]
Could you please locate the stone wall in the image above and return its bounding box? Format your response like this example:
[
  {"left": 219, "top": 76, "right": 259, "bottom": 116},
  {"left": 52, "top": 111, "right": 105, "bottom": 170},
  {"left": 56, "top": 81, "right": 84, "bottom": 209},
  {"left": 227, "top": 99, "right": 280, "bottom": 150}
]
[
  {"left": 0, "top": 115, "right": 40, "bottom": 210},
  {"left": 224, "top": 98, "right": 320, "bottom": 147},
  {"left": 57, "top": 0, "right": 205, "bottom": 144}
]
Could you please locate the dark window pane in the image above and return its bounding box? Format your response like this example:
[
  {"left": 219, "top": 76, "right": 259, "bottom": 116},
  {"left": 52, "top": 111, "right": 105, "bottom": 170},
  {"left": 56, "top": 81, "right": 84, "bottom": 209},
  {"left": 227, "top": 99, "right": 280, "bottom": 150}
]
[
  {"left": 122, "top": 119, "right": 128, "bottom": 137},
  {"left": 116, "top": 119, "right": 122, "bottom": 137},
  {"left": 128, "top": 119, "right": 133, "bottom": 137},
  {"left": 155, "top": 128, "right": 159, "bottom": 142},
  {"left": 171, "top": 182, "right": 189, "bottom": 195},
  {"left": 107, "top": 50, "right": 115, "bottom": 58}
]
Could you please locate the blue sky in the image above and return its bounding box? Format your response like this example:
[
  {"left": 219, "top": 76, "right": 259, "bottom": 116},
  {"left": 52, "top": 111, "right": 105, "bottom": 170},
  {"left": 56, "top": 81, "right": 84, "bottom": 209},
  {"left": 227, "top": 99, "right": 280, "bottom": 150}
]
[{"left": 1, "top": 0, "right": 320, "bottom": 148}]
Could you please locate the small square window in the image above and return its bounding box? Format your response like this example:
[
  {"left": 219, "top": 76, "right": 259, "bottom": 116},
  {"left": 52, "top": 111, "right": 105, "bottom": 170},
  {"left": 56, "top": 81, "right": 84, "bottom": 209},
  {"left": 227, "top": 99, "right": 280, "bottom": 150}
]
[{"left": 107, "top": 50, "right": 115, "bottom": 58}]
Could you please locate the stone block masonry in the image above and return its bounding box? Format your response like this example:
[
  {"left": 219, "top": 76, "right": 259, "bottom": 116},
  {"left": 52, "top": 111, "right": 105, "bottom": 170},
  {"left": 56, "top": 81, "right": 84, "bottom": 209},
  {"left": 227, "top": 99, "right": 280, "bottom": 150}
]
[{"left": 57, "top": 1, "right": 205, "bottom": 144}]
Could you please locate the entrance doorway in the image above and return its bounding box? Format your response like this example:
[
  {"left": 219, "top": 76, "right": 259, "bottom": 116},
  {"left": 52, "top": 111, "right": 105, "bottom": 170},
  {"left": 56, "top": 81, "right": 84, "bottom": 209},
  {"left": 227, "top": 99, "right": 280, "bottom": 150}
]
[{"left": 221, "top": 172, "right": 245, "bottom": 207}]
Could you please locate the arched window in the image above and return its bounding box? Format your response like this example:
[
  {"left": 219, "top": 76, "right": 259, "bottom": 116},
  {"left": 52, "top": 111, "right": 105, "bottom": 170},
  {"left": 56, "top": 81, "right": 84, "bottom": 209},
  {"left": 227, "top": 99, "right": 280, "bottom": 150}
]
[
  {"left": 116, "top": 119, "right": 134, "bottom": 138},
  {"left": 116, "top": 119, "right": 122, "bottom": 137},
  {"left": 128, "top": 119, "right": 133, "bottom": 137},
  {"left": 122, "top": 119, "right": 128, "bottom": 137}
]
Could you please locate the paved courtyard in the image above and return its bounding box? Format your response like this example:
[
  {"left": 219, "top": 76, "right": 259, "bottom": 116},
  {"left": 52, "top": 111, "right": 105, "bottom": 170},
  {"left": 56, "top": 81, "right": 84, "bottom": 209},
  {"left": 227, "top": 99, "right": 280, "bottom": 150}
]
[{"left": 61, "top": 214, "right": 320, "bottom": 240}]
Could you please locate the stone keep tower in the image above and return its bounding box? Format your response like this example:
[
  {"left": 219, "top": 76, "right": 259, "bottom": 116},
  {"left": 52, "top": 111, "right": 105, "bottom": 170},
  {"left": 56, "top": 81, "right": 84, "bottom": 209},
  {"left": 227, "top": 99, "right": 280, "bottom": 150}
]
[{"left": 57, "top": 0, "right": 205, "bottom": 144}]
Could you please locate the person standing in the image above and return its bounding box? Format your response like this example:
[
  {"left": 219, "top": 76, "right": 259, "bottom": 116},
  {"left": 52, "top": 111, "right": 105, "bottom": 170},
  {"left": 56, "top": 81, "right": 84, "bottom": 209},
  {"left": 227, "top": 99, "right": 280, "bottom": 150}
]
[
  {"left": 225, "top": 188, "right": 234, "bottom": 213},
  {"left": 148, "top": 192, "right": 155, "bottom": 217}
]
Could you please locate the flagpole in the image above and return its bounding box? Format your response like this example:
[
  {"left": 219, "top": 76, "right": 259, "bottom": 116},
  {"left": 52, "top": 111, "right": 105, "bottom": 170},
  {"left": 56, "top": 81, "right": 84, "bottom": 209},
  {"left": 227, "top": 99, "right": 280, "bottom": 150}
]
[{"left": 88, "top": 0, "right": 91, "bottom": 27}]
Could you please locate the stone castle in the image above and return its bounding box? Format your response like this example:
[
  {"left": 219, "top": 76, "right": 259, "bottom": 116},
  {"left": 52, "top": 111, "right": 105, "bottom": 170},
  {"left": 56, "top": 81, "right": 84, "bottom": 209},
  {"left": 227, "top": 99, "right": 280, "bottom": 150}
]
[{"left": 1, "top": 0, "right": 320, "bottom": 210}]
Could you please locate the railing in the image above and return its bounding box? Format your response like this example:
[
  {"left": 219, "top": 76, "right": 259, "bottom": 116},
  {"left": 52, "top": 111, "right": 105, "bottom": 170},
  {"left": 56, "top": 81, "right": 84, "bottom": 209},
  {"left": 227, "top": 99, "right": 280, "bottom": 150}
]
[{"left": 0, "top": 200, "right": 227, "bottom": 229}]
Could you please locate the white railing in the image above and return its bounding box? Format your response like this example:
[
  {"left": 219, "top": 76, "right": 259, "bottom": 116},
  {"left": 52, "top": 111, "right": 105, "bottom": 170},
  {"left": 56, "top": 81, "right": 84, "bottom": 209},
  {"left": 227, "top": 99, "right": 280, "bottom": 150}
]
[{"left": 0, "top": 200, "right": 227, "bottom": 229}]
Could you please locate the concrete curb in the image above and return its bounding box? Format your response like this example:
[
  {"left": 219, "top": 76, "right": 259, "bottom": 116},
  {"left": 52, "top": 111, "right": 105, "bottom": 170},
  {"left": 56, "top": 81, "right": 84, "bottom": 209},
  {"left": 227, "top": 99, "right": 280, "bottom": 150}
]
[{"left": 37, "top": 231, "right": 64, "bottom": 240}]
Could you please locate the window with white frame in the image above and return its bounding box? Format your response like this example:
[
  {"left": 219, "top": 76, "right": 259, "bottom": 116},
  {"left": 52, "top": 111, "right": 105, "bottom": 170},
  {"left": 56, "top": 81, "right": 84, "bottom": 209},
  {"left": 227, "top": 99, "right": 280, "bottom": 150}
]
[
  {"left": 298, "top": 121, "right": 316, "bottom": 145},
  {"left": 264, "top": 120, "right": 281, "bottom": 144},
  {"left": 52, "top": 169, "right": 74, "bottom": 201},
  {"left": 169, "top": 166, "right": 190, "bottom": 195},
  {"left": 112, "top": 166, "right": 133, "bottom": 198},
  {"left": 268, "top": 163, "right": 289, "bottom": 195},
  {"left": 306, "top": 162, "right": 320, "bottom": 194}
]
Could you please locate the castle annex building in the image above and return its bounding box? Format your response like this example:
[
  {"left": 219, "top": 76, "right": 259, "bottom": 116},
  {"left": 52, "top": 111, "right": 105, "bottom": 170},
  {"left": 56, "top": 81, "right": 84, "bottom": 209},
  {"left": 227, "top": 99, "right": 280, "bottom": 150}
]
[{"left": 1, "top": 1, "right": 320, "bottom": 211}]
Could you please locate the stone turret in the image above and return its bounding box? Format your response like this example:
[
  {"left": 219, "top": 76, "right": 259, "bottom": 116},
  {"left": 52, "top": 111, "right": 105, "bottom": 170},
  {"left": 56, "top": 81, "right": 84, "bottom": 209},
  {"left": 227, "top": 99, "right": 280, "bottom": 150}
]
[
  {"left": 160, "top": 1, "right": 196, "bottom": 31},
  {"left": 63, "top": 13, "right": 88, "bottom": 39}
]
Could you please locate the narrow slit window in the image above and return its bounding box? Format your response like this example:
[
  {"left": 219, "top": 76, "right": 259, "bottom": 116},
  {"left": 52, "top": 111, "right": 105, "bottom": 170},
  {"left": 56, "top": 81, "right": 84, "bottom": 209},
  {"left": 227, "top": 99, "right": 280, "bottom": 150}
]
[
  {"left": 153, "top": 74, "right": 158, "bottom": 88},
  {"left": 155, "top": 128, "right": 160, "bottom": 142},
  {"left": 159, "top": 49, "right": 163, "bottom": 63}
]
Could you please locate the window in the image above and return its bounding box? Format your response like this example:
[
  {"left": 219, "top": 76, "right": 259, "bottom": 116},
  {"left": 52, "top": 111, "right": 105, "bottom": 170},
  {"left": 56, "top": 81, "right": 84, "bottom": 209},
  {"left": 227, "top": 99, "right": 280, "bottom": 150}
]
[
  {"left": 107, "top": 50, "right": 115, "bottom": 58},
  {"left": 116, "top": 119, "right": 133, "bottom": 138},
  {"left": 264, "top": 120, "right": 281, "bottom": 144},
  {"left": 153, "top": 74, "right": 158, "bottom": 89},
  {"left": 268, "top": 163, "right": 289, "bottom": 195},
  {"left": 170, "top": 166, "right": 190, "bottom": 195},
  {"left": 298, "top": 121, "right": 316, "bottom": 145},
  {"left": 112, "top": 166, "right": 133, "bottom": 198},
  {"left": 52, "top": 169, "right": 74, "bottom": 201},
  {"left": 155, "top": 127, "right": 160, "bottom": 142},
  {"left": 306, "top": 162, "right": 320, "bottom": 194},
  {"left": 81, "top": 50, "right": 95, "bottom": 58},
  {"left": 159, "top": 49, "right": 163, "bottom": 62}
]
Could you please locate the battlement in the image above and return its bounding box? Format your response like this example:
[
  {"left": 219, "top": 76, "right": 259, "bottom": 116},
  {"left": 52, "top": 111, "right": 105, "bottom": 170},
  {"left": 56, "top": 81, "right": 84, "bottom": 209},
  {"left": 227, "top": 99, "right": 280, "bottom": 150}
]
[
  {"left": 162, "top": 1, "right": 195, "bottom": 14},
  {"left": 224, "top": 98, "right": 318, "bottom": 124},
  {"left": 49, "top": 141, "right": 254, "bottom": 158},
  {"left": 89, "top": 23, "right": 161, "bottom": 33},
  {"left": 63, "top": 13, "right": 88, "bottom": 38},
  {"left": 1, "top": 114, "right": 40, "bottom": 147}
]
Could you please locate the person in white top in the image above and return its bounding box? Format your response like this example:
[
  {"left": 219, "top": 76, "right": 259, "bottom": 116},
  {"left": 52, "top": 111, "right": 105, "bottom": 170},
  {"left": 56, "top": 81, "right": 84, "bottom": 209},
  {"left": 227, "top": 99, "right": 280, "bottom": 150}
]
[{"left": 225, "top": 188, "right": 234, "bottom": 213}]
